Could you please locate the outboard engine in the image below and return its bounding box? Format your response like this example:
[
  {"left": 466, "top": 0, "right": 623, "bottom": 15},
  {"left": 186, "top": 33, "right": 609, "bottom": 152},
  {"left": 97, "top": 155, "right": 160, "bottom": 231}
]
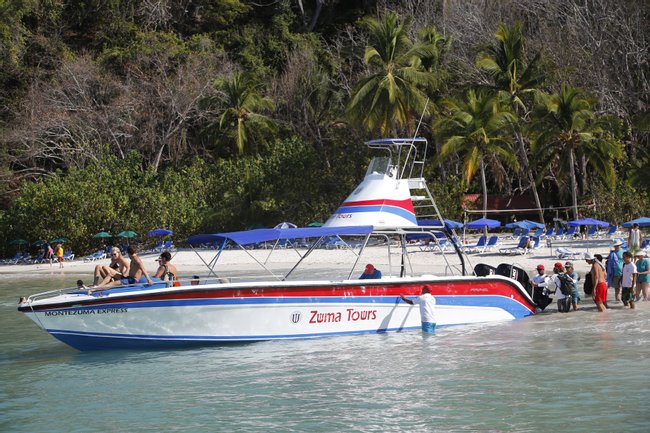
[
  {"left": 474, "top": 263, "right": 497, "bottom": 277},
  {"left": 496, "top": 263, "right": 552, "bottom": 311}
]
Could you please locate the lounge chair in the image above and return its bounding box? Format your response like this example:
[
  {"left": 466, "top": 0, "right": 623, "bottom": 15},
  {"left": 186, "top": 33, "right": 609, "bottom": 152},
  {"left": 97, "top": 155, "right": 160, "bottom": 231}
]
[
  {"left": 507, "top": 228, "right": 522, "bottom": 240},
  {"left": 2, "top": 252, "right": 22, "bottom": 264},
  {"left": 586, "top": 226, "right": 598, "bottom": 238},
  {"left": 563, "top": 226, "right": 577, "bottom": 239},
  {"left": 482, "top": 235, "right": 501, "bottom": 252},
  {"left": 463, "top": 235, "right": 487, "bottom": 254},
  {"left": 541, "top": 227, "right": 554, "bottom": 239},
  {"left": 532, "top": 228, "right": 545, "bottom": 238},
  {"left": 84, "top": 250, "right": 105, "bottom": 262},
  {"left": 602, "top": 225, "right": 618, "bottom": 238},
  {"left": 556, "top": 247, "right": 585, "bottom": 260},
  {"left": 499, "top": 236, "right": 529, "bottom": 255},
  {"left": 63, "top": 250, "right": 75, "bottom": 261}
]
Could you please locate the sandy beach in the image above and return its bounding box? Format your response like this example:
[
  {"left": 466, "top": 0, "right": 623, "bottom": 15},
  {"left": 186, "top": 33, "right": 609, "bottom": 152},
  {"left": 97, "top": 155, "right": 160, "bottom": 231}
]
[{"left": 0, "top": 234, "right": 623, "bottom": 283}]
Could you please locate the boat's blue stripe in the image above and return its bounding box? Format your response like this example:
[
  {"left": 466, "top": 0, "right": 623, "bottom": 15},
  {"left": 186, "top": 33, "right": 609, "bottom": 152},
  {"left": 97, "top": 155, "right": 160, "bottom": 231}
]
[
  {"left": 333, "top": 205, "right": 417, "bottom": 224},
  {"left": 48, "top": 326, "right": 434, "bottom": 350},
  {"left": 41, "top": 295, "right": 532, "bottom": 318}
]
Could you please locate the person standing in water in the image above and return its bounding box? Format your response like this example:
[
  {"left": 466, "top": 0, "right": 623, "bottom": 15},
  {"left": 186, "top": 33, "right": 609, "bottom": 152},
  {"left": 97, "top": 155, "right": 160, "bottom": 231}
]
[
  {"left": 586, "top": 252, "right": 608, "bottom": 312},
  {"left": 400, "top": 286, "right": 437, "bottom": 333}
]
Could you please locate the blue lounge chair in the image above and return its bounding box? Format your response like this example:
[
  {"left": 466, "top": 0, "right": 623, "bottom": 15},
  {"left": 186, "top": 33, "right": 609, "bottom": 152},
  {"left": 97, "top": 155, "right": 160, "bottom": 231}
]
[
  {"left": 563, "top": 226, "right": 577, "bottom": 239},
  {"left": 483, "top": 235, "right": 501, "bottom": 252},
  {"left": 602, "top": 225, "right": 618, "bottom": 238},
  {"left": 63, "top": 250, "right": 75, "bottom": 261},
  {"left": 553, "top": 227, "right": 565, "bottom": 239},
  {"left": 463, "top": 235, "right": 487, "bottom": 254},
  {"left": 499, "top": 236, "right": 529, "bottom": 255},
  {"left": 586, "top": 226, "right": 598, "bottom": 238},
  {"left": 2, "top": 252, "right": 23, "bottom": 264},
  {"left": 532, "top": 228, "right": 545, "bottom": 238},
  {"left": 541, "top": 227, "right": 553, "bottom": 239}
]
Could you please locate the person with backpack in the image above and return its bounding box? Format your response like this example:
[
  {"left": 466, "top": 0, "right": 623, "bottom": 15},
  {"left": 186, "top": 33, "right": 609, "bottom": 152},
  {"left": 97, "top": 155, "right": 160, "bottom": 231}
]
[{"left": 551, "top": 262, "right": 573, "bottom": 313}]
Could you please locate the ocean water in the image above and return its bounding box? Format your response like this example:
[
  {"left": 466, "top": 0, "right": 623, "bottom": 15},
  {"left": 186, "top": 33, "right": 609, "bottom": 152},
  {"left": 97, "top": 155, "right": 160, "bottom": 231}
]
[{"left": 1, "top": 274, "right": 649, "bottom": 432}]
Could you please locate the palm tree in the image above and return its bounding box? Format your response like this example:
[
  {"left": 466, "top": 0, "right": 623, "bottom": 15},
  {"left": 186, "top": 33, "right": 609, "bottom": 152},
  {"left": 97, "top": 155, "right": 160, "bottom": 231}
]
[
  {"left": 435, "top": 89, "right": 519, "bottom": 218},
  {"left": 476, "top": 22, "right": 546, "bottom": 222},
  {"left": 530, "top": 84, "right": 623, "bottom": 219},
  {"left": 346, "top": 12, "right": 440, "bottom": 136},
  {"left": 202, "top": 72, "right": 277, "bottom": 155}
]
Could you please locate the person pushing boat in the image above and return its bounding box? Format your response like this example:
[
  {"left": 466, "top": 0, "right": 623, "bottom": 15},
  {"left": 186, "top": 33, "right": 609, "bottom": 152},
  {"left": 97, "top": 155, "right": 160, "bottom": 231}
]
[{"left": 400, "top": 286, "right": 437, "bottom": 333}]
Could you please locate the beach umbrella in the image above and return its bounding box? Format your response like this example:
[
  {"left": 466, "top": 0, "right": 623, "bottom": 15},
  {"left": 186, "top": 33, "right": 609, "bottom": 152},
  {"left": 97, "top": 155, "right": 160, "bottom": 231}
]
[
  {"left": 32, "top": 240, "right": 47, "bottom": 247},
  {"left": 621, "top": 217, "right": 650, "bottom": 228},
  {"left": 9, "top": 239, "right": 28, "bottom": 245},
  {"left": 148, "top": 228, "right": 173, "bottom": 236},
  {"left": 117, "top": 230, "right": 138, "bottom": 238},
  {"left": 567, "top": 218, "right": 609, "bottom": 227},
  {"left": 505, "top": 220, "right": 544, "bottom": 230},
  {"left": 93, "top": 231, "right": 113, "bottom": 238},
  {"left": 49, "top": 237, "right": 69, "bottom": 244},
  {"left": 417, "top": 219, "right": 464, "bottom": 229},
  {"left": 465, "top": 218, "right": 501, "bottom": 230},
  {"left": 307, "top": 221, "right": 323, "bottom": 227},
  {"left": 274, "top": 222, "right": 297, "bottom": 229}
]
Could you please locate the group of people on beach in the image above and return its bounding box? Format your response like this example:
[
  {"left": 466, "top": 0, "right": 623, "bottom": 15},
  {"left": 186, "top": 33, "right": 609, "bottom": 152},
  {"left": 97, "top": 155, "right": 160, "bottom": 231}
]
[{"left": 532, "top": 237, "right": 649, "bottom": 313}]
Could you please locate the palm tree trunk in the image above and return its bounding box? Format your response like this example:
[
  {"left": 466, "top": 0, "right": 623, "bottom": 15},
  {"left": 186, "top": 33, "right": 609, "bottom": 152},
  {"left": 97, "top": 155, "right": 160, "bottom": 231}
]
[
  {"left": 569, "top": 148, "right": 579, "bottom": 219},
  {"left": 480, "top": 160, "right": 489, "bottom": 237},
  {"left": 515, "top": 132, "right": 544, "bottom": 222}
]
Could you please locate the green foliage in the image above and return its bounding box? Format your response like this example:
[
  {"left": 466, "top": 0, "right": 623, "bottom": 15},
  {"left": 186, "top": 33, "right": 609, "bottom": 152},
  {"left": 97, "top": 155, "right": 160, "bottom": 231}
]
[{"left": 590, "top": 180, "right": 650, "bottom": 225}]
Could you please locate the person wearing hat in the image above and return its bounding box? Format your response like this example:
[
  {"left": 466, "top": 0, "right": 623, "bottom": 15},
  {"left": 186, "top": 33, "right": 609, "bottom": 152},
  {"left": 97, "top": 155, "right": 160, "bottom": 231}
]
[
  {"left": 154, "top": 251, "right": 179, "bottom": 285},
  {"left": 606, "top": 239, "right": 624, "bottom": 302},
  {"left": 400, "top": 286, "right": 437, "bottom": 333},
  {"left": 359, "top": 263, "right": 381, "bottom": 280},
  {"left": 564, "top": 261, "right": 581, "bottom": 311},
  {"left": 551, "top": 262, "right": 573, "bottom": 313},
  {"left": 531, "top": 264, "right": 550, "bottom": 296},
  {"left": 634, "top": 250, "right": 649, "bottom": 302},
  {"left": 585, "top": 252, "right": 608, "bottom": 312}
]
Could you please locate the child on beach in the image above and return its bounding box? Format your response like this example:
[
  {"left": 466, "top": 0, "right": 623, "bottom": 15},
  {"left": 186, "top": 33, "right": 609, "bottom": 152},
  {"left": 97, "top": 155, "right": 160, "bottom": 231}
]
[{"left": 621, "top": 251, "right": 637, "bottom": 309}]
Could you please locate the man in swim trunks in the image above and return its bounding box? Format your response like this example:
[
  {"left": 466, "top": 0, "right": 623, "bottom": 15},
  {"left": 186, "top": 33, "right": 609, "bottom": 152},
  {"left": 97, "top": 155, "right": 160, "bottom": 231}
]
[
  {"left": 586, "top": 252, "right": 607, "bottom": 312},
  {"left": 400, "top": 286, "right": 437, "bottom": 333},
  {"left": 154, "top": 251, "right": 178, "bottom": 284},
  {"left": 95, "top": 245, "right": 153, "bottom": 289}
]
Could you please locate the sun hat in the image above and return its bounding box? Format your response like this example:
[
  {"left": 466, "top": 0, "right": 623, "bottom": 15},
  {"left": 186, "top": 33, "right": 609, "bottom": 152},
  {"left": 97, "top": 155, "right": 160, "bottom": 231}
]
[
  {"left": 536, "top": 264, "right": 545, "bottom": 270},
  {"left": 585, "top": 252, "right": 596, "bottom": 261},
  {"left": 635, "top": 250, "right": 647, "bottom": 257},
  {"left": 564, "top": 261, "right": 573, "bottom": 268},
  {"left": 612, "top": 239, "right": 623, "bottom": 247}
]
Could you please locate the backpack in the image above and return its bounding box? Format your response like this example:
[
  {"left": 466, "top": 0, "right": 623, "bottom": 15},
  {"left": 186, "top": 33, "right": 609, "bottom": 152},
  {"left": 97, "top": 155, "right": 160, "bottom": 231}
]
[
  {"left": 556, "top": 273, "right": 573, "bottom": 296},
  {"left": 583, "top": 273, "right": 593, "bottom": 295}
]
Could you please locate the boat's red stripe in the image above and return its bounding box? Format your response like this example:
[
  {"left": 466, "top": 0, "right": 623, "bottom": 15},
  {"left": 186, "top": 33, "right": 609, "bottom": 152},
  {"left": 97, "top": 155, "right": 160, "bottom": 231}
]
[
  {"left": 342, "top": 199, "right": 415, "bottom": 213},
  {"left": 28, "top": 279, "right": 535, "bottom": 313}
]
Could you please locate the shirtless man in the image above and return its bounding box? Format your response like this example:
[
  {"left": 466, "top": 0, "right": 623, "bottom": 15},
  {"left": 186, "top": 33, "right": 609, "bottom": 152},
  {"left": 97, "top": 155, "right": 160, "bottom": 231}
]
[
  {"left": 93, "top": 247, "right": 129, "bottom": 285},
  {"left": 95, "top": 246, "right": 153, "bottom": 289},
  {"left": 586, "top": 252, "right": 608, "bottom": 312}
]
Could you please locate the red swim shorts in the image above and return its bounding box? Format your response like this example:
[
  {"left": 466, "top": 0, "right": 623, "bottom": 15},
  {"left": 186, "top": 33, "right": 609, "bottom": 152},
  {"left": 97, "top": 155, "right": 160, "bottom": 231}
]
[{"left": 594, "top": 281, "right": 608, "bottom": 303}]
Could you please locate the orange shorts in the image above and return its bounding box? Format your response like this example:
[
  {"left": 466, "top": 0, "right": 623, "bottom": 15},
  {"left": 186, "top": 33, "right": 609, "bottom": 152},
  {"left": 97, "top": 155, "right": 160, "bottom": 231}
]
[{"left": 594, "top": 282, "right": 608, "bottom": 303}]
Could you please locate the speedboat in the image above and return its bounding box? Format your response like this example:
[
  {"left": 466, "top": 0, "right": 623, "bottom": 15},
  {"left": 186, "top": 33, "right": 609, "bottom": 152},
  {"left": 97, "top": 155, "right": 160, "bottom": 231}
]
[{"left": 18, "top": 138, "right": 541, "bottom": 350}]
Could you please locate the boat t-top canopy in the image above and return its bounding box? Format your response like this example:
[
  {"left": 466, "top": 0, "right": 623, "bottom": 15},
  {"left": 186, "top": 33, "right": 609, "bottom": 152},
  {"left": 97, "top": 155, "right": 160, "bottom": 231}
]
[{"left": 188, "top": 225, "right": 375, "bottom": 247}]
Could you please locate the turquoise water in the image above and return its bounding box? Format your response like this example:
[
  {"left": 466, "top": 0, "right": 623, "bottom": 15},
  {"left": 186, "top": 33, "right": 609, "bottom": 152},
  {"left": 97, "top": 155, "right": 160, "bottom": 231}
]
[{"left": 1, "top": 273, "right": 649, "bottom": 432}]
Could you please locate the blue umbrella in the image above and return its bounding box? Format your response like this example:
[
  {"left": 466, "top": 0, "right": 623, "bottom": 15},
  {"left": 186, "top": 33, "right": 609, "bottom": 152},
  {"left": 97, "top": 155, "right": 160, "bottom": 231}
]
[
  {"left": 418, "top": 219, "right": 464, "bottom": 229},
  {"left": 567, "top": 218, "right": 609, "bottom": 227},
  {"left": 466, "top": 218, "right": 501, "bottom": 230},
  {"left": 148, "top": 228, "right": 173, "bottom": 236},
  {"left": 505, "top": 220, "right": 544, "bottom": 230},
  {"left": 621, "top": 217, "right": 650, "bottom": 228}
]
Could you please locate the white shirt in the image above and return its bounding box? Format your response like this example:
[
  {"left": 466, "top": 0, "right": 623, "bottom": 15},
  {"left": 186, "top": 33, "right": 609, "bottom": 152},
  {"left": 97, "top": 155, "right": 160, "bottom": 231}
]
[
  {"left": 413, "top": 293, "right": 436, "bottom": 323},
  {"left": 621, "top": 261, "right": 637, "bottom": 287},
  {"left": 551, "top": 273, "right": 571, "bottom": 300},
  {"left": 532, "top": 273, "right": 550, "bottom": 295}
]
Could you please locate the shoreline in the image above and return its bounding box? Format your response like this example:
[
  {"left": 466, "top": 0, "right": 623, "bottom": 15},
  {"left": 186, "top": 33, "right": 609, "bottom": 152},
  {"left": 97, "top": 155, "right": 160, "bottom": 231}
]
[{"left": 0, "top": 236, "right": 621, "bottom": 282}]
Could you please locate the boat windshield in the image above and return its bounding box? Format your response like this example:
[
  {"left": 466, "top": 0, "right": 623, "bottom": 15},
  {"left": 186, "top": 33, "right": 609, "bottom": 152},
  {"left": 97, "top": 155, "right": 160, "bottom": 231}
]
[{"left": 365, "top": 157, "right": 393, "bottom": 177}]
